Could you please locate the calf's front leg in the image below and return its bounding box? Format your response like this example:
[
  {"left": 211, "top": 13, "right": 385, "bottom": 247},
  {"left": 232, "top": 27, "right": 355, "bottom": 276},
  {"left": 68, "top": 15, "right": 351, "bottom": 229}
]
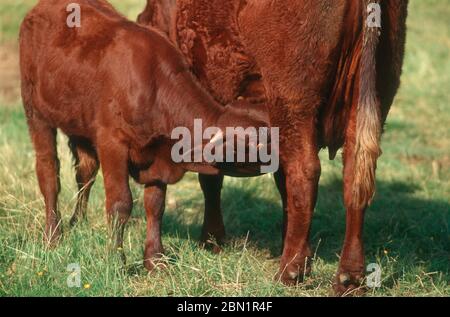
[{"left": 143, "top": 183, "right": 167, "bottom": 271}]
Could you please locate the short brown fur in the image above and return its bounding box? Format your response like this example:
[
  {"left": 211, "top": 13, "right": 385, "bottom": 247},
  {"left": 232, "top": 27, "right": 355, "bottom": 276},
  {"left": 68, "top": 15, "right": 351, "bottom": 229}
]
[
  {"left": 138, "top": 0, "right": 408, "bottom": 295},
  {"left": 20, "top": 0, "right": 269, "bottom": 270}
]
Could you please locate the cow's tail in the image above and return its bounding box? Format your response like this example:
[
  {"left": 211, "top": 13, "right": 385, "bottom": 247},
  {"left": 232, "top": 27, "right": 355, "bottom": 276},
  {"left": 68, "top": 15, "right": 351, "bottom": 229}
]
[{"left": 351, "top": 0, "right": 382, "bottom": 209}]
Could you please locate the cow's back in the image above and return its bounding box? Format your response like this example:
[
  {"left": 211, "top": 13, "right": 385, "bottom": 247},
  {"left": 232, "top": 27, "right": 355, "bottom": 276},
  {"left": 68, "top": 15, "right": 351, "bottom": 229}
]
[
  {"left": 146, "top": 0, "right": 407, "bottom": 150},
  {"left": 174, "top": 0, "right": 260, "bottom": 104},
  {"left": 154, "top": 0, "right": 348, "bottom": 108}
]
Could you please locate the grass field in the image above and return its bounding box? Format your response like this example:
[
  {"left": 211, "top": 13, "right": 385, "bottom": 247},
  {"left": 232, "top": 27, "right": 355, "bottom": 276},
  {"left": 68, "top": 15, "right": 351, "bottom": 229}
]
[{"left": 0, "top": 0, "right": 448, "bottom": 297}]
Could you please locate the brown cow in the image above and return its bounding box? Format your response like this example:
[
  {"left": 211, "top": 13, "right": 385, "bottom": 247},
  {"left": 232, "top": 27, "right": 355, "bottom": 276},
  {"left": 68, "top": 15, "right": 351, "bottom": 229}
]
[
  {"left": 19, "top": 0, "right": 270, "bottom": 271},
  {"left": 137, "top": 0, "right": 409, "bottom": 294}
]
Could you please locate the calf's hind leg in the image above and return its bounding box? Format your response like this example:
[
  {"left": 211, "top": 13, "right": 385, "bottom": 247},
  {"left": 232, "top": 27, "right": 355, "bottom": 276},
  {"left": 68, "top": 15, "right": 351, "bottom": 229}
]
[
  {"left": 68, "top": 138, "right": 99, "bottom": 226},
  {"left": 97, "top": 137, "right": 132, "bottom": 257},
  {"left": 28, "top": 118, "right": 61, "bottom": 245}
]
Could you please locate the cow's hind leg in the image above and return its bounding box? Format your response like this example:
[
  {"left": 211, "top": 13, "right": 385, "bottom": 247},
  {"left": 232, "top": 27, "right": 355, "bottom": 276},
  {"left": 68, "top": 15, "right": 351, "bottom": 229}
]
[
  {"left": 334, "top": 16, "right": 383, "bottom": 295},
  {"left": 333, "top": 107, "right": 375, "bottom": 296},
  {"left": 68, "top": 137, "right": 99, "bottom": 226},
  {"left": 333, "top": 143, "right": 367, "bottom": 296},
  {"left": 274, "top": 168, "right": 287, "bottom": 253},
  {"left": 277, "top": 115, "right": 321, "bottom": 285},
  {"left": 97, "top": 136, "right": 132, "bottom": 260},
  {"left": 28, "top": 117, "right": 61, "bottom": 245},
  {"left": 143, "top": 183, "right": 166, "bottom": 271},
  {"left": 199, "top": 174, "right": 225, "bottom": 253}
]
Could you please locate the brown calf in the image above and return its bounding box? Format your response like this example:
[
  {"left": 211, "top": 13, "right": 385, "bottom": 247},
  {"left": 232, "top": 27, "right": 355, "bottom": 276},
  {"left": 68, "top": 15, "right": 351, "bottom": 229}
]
[
  {"left": 137, "top": 0, "right": 409, "bottom": 294},
  {"left": 20, "top": 0, "right": 269, "bottom": 270}
]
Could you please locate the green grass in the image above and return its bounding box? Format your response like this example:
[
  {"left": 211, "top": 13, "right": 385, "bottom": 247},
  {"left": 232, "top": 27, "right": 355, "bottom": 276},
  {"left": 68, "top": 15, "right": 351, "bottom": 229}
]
[{"left": 0, "top": 0, "right": 449, "bottom": 297}]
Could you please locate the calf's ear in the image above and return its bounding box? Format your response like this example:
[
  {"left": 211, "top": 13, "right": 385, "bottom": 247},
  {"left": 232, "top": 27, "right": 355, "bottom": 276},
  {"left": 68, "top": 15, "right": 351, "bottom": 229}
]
[
  {"left": 137, "top": 0, "right": 155, "bottom": 25},
  {"left": 137, "top": 0, "right": 178, "bottom": 43}
]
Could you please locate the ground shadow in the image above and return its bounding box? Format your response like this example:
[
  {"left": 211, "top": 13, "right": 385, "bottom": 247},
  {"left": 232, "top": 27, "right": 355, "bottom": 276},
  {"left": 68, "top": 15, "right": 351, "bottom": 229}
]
[{"left": 160, "top": 176, "right": 450, "bottom": 278}]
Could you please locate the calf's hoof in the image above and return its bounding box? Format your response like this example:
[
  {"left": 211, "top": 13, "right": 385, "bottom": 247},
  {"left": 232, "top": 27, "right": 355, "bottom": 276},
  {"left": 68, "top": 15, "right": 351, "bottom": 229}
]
[
  {"left": 69, "top": 217, "right": 78, "bottom": 227},
  {"left": 333, "top": 271, "right": 366, "bottom": 296},
  {"left": 44, "top": 226, "right": 62, "bottom": 247},
  {"left": 116, "top": 247, "right": 127, "bottom": 265},
  {"left": 144, "top": 250, "right": 167, "bottom": 272},
  {"left": 69, "top": 213, "right": 87, "bottom": 227}
]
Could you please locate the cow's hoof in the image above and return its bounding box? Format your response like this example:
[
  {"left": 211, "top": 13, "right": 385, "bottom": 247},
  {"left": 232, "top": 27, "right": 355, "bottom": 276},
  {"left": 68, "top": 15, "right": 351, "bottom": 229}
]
[
  {"left": 200, "top": 239, "right": 223, "bottom": 254},
  {"left": 276, "top": 271, "right": 303, "bottom": 286},
  {"left": 276, "top": 258, "right": 312, "bottom": 286},
  {"left": 276, "top": 269, "right": 310, "bottom": 286},
  {"left": 333, "top": 272, "right": 366, "bottom": 296},
  {"left": 202, "top": 242, "right": 223, "bottom": 254},
  {"left": 200, "top": 234, "right": 225, "bottom": 254}
]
